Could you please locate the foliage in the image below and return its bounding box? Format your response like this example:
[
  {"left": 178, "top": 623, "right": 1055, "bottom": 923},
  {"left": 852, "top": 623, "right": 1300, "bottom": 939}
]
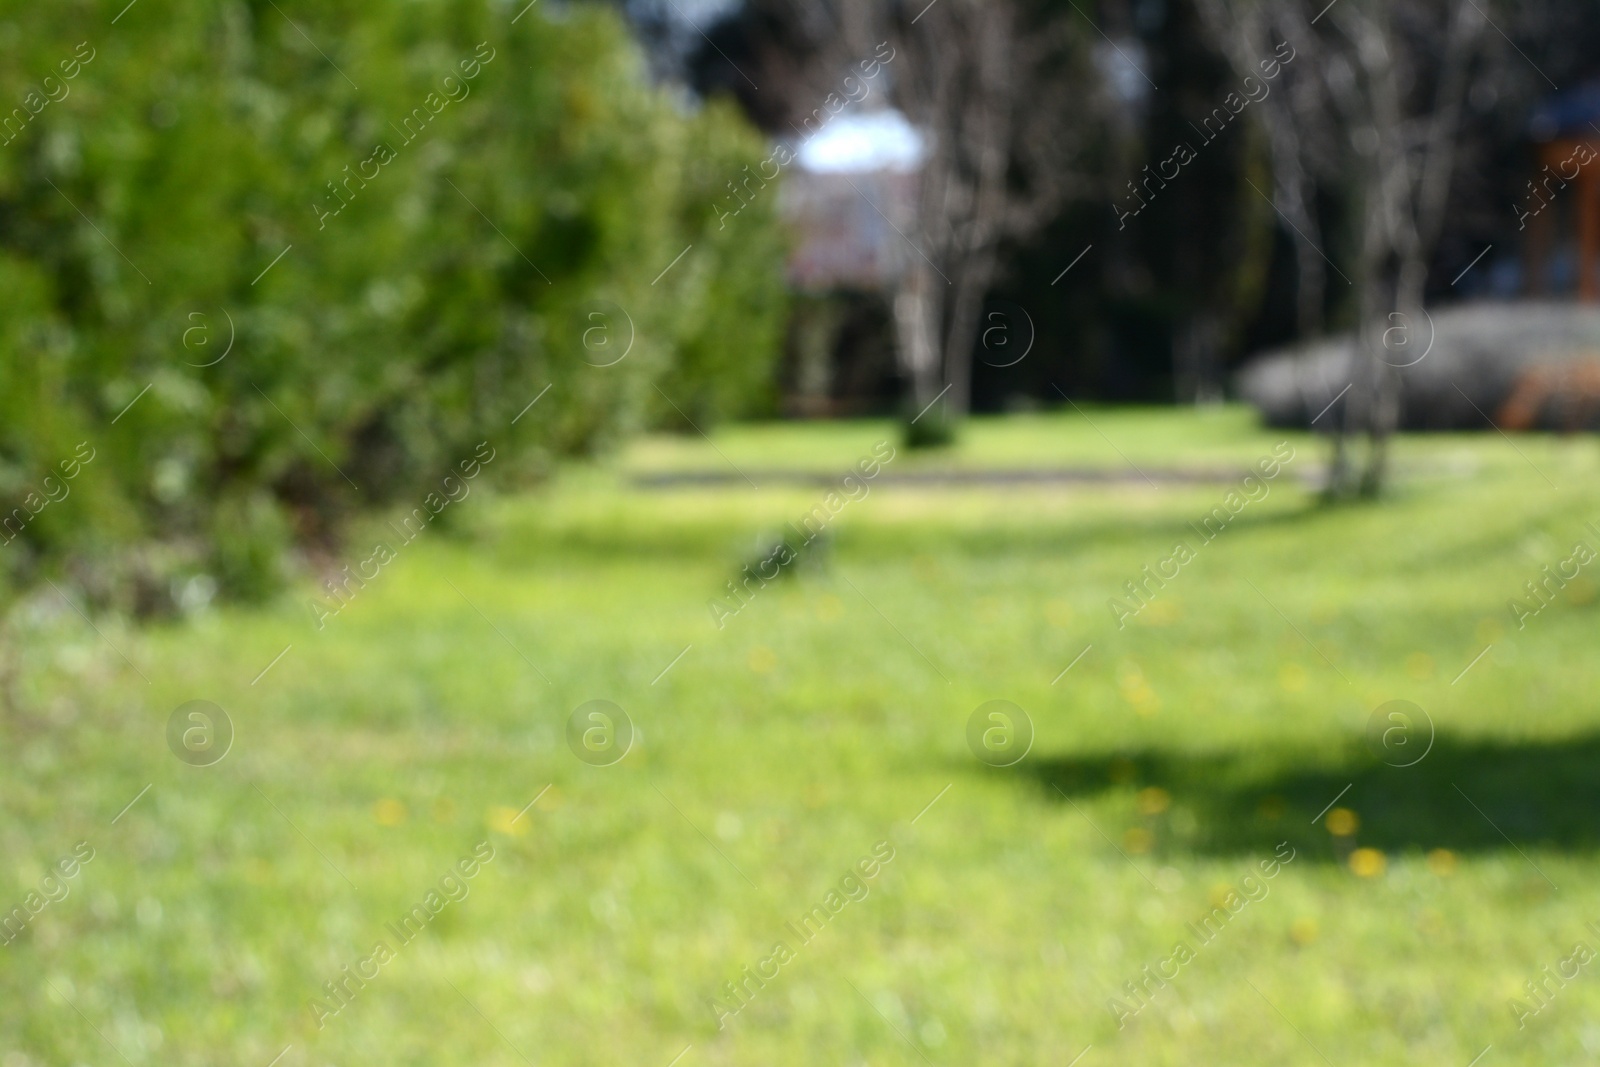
[{"left": 0, "top": 0, "right": 787, "bottom": 609}]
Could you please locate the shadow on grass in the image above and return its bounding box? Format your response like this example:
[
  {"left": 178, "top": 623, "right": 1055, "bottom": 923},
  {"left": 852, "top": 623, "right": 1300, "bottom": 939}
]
[{"left": 1020, "top": 731, "right": 1600, "bottom": 861}]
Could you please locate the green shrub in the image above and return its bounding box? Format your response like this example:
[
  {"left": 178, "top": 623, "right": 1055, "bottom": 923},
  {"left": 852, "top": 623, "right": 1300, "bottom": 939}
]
[{"left": 0, "top": 0, "right": 787, "bottom": 609}]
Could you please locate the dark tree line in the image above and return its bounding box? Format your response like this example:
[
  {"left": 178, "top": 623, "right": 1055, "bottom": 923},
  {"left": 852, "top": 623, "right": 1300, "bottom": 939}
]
[{"left": 668, "top": 0, "right": 1600, "bottom": 487}]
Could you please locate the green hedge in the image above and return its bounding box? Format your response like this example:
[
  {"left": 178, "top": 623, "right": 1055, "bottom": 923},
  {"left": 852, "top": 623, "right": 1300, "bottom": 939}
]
[{"left": 0, "top": 0, "right": 788, "bottom": 610}]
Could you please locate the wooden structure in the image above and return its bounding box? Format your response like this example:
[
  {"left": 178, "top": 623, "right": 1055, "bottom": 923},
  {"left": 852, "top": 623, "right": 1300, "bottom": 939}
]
[
  {"left": 1524, "top": 137, "right": 1600, "bottom": 301},
  {"left": 1526, "top": 85, "right": 1600, "bottom": 301}
]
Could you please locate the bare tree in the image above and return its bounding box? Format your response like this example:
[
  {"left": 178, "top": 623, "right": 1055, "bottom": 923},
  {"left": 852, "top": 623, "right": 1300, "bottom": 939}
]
[
  {"left": 727, "top": 0, "right": 1094, "bottom": 432},
  {"left": 1199, "top": 0, "right": 1485, "bottom": 495},
  {"left": 884, "top": 0, "right": 1094, "bottom": 427},
  {"left": 1194, "top": 0, "right": 1331, "bottom": 340}
]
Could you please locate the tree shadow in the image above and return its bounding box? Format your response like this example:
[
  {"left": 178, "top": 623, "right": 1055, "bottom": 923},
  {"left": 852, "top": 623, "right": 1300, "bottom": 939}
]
[{"left": 1019, "top": 731, "right": 1600, "bottom": 861}]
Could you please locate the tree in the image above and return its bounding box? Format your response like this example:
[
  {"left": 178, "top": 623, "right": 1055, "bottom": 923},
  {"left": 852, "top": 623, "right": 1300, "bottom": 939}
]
[
  {"left": 1197, "top": 0, "right": 1485, "bottom": 496},
  {"left": 708, "top": 0, "right": 1095, "bottom": 437},
  {"left": 886, "top": 0, "right": 1094, "bottom": 433}
]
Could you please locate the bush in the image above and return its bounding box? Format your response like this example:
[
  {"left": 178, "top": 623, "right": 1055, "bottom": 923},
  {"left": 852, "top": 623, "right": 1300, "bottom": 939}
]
[{"left": 0, "top": 0, "right": 787, "bottom": 610}]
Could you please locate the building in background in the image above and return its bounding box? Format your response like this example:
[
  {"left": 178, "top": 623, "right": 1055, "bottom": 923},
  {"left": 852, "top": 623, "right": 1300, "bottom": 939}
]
[
  {"left": 777, "top": 110, "right": 923, "bottom": 416},
  {"left": 1526, "top": 82, "right": 1600, "bottom": 301}
]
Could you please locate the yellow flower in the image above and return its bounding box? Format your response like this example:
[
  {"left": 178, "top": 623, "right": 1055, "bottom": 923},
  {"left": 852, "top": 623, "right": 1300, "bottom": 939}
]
[
  {"left": 1349, "top": 847, "right": 1386, "bottom": 878},
  {"left": 1045, "top": 600, "right": 1075, "bottom": 628},
  {"left": 1144, "top": 601, "right": 1180, "bottom": 626},
  {"left": 487, "top": 805, "right": 527, "bottom": 836},
  {"left": 373, "top": 798, "right": 407, "bottom": 826},
  {"left": 1427, "top": 848, "right": 1458, "bottom": 876},
  {"left": 1289, "top": 917, "right": 1318, "bottom": 945},
  {"left": 1122, "top": 827, "right": 1153, "bottom": 854},
  {"left": 1278, "top": 664, "right": 1307, "bottom": 693},
  {"left": 1117, "top": 664, "right": 1162, "bottom": 716},
  {"left": 1136, "top": 787, "right": 1171, "bottom": 816},
  {"left": 1325, "top": 807, "right": 1359, "bottom": 836}
]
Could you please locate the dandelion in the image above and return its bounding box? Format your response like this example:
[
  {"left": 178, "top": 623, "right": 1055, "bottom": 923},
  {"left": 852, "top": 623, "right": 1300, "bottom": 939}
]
[
  {"left": 1325, "top": 807, "right": 1359, "bottom": 836},
  {"left": 1350, "top": 847, "right": 1386, "bottom": 877},
  {"left": 1406, "top": 652, "right": 1435, "bottom": 679},
  {"left": 487, "top": 805, "right": 526, "bottom": 835},
  {"left": 1278, "top": 663, "right": 1307, "bottom": 693},
  {"left": 373, "top": 798, "right": 407, "bottom": 826},
  {"left": 1137, "top": 786, "right": 1171, "bottom": 815}
]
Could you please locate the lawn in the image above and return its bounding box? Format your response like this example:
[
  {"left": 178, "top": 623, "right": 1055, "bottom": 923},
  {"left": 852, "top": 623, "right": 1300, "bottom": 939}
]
[{"left": 5, "top": 407, "right": 1600, "bottom": 1066}]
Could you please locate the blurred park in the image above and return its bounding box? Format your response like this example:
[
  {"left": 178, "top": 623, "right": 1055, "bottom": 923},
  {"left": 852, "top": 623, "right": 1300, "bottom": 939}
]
[{"left": 4, "top": 0, "right": 1600, "bottom": 1064}]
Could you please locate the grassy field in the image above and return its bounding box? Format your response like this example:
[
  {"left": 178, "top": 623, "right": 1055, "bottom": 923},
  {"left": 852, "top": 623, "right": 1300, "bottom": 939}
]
[{"left": 5, "top": 406, "right": 1600, "bottom": 1066}]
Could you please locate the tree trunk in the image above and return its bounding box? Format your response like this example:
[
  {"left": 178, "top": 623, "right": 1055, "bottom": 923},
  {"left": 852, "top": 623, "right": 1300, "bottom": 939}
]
[
  {"left": 894, "top": 260, "right": 946, "bottom": 419},
  {"left": 791, "top": 296, "right": 841, "bottom": 418},
  {"left": 942, "top": 256, "right": 993, "bottom": 417},
  {"left": 1362, "top": 251, "right": 1427, "bottom": 494},
  {"left": 1332, "top": 178, "right": 1389, "bottom": 500},
  {"left": 1176, "top": 313, "right": 1225, "bottom": 405}
]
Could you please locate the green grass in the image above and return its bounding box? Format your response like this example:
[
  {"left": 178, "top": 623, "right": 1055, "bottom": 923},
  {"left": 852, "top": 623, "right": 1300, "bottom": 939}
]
[{"left": 6, "top": 407, "right": 1600, "bottom": 1066}]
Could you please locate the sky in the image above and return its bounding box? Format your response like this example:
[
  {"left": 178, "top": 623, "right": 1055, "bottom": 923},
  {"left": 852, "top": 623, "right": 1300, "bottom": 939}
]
[{"left": 795, "top": 110, "right": 926, "bottom": 173}]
